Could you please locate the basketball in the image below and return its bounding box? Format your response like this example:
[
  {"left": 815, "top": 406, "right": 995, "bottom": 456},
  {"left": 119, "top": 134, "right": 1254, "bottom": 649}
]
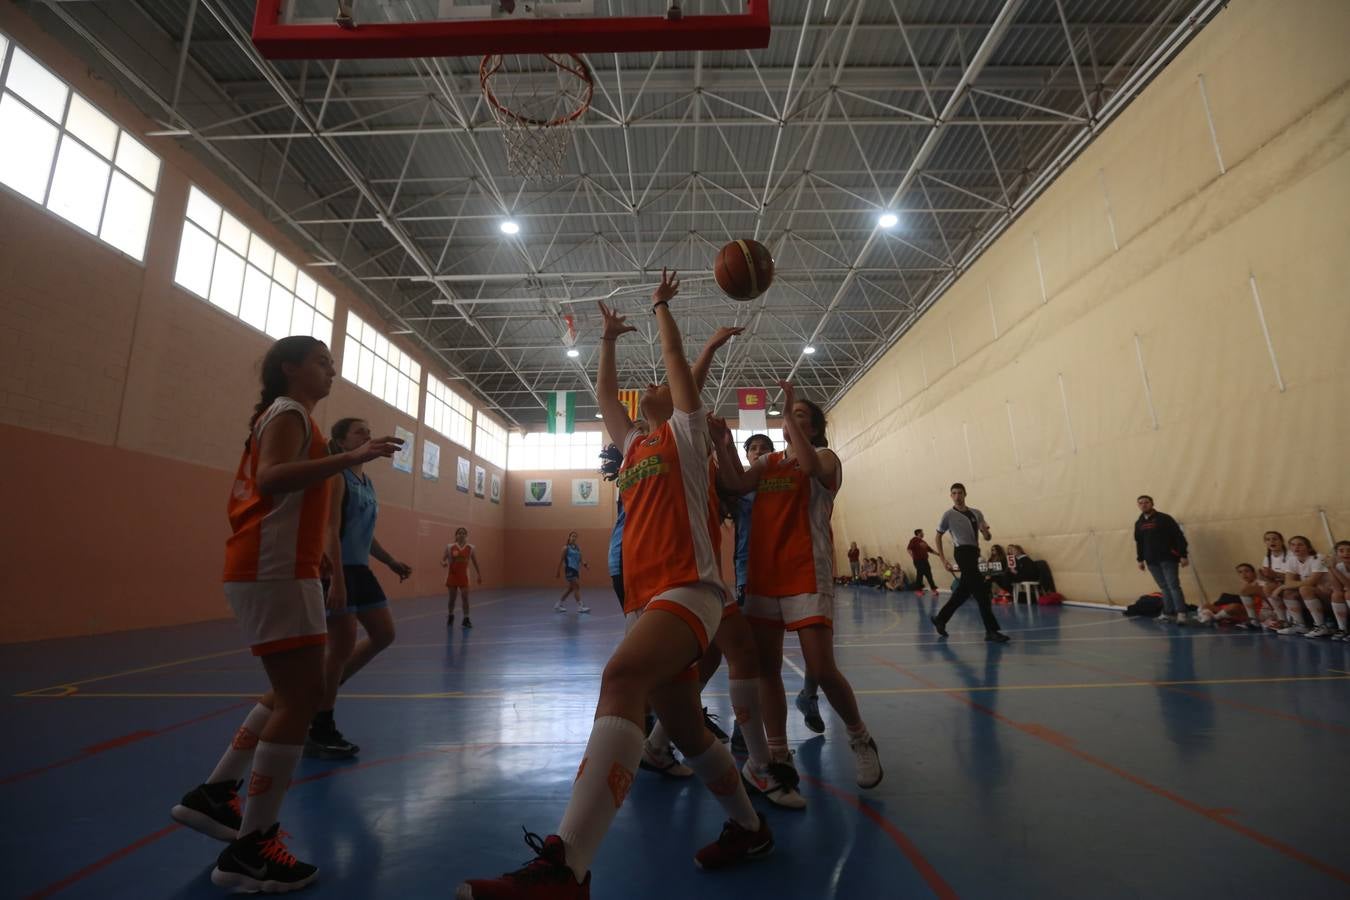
[{"left": 714, "top": 239, "right": 775, "bottom": 301}]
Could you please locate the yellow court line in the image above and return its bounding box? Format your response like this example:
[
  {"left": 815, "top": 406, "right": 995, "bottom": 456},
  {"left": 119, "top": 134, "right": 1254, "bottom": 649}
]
[
  {"left": 12, "top": 597, "right": 512, "bottom": 698},
  {"left": 26, "top": 673, "right": 1349, "bottom": 701}
]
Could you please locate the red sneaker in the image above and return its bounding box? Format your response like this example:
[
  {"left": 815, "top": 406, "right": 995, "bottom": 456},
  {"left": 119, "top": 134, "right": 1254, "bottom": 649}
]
[
  {"left": 694, "top": 817, "right": 774, "bottom": 870},
  {"left": 456, "top": 831, "right": 589, "bottom": 900}
]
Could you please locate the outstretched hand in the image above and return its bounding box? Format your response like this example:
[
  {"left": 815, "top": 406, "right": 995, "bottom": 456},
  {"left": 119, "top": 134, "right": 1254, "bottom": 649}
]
[
  {"left": 652, "top": 268, "right": 680, "bottom": 307},
  {"left": 597, "top": 301, "right": 637, "bottom": 341},
  {"left": 705, "top": 326, "right": 745, "bottom": 351},
  {"left": 777, "top": 379, "right": 797, "bottom": 408}
]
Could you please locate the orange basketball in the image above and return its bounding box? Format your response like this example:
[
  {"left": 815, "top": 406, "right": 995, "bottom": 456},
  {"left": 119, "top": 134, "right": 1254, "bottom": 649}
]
[{"left": 714, "top": 239, "right": 775, "bottom": 301}]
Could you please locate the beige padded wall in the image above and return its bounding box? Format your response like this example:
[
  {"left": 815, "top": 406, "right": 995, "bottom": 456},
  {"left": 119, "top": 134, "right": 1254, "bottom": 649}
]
[{"left": 829, "top": 0, "right": 1350, "bottom": 606}]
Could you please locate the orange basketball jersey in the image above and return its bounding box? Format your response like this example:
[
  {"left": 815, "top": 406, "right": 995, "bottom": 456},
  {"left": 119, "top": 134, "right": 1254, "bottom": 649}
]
[
  {"left": 223, "top": 398, "right": 331, "bottom": 582},
  {"left": 617, "top": 411, "right": 724, "bottom": 613},
  {"left": 447, "top": 543, "right": 473, "bottom": 586},
  {"left": 746, "top": 449, "right": 838, "bottom": 597}
]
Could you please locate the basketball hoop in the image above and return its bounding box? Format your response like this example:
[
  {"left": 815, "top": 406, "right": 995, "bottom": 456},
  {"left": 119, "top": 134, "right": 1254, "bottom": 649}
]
[{"left": 480, "top": 53, "right": 593, "bottom": 181}]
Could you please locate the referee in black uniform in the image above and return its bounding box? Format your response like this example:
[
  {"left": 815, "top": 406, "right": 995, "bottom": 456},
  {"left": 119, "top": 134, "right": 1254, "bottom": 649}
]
[{"left": 931, "top": 483, "right": 1010, "bottom": 643}]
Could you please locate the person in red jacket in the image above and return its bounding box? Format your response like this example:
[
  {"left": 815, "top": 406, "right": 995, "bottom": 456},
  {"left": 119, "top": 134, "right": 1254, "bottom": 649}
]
[{"left": 907, "top": 529, "right": 939, "bottom": 595}]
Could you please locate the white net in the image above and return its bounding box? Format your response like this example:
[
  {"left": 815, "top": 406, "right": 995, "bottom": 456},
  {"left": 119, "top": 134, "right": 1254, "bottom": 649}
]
[{"left": 480, "top": 53, "right": 593, "bottom": 181}]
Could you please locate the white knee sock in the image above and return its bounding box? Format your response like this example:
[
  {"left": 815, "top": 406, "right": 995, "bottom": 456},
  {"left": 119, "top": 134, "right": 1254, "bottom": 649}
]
[
  {"left": 240, "top": 741, "right": 303, "bottom": 835},
  {"left": 207, "top": 703, "right": 271, "bottom": 785},
  {"left": 1332, "top": 602, "right": 1348, "bottom": 631},
  {"left": 728, "top": 678, "right": 771, "bottom": 768},
  {"left": 1284, "top": 597, "right": 1304, "bottom": 624},
  {"left": 685, "top": 741, "right": 759, "bottom": 831},
  {"left": 1239, "top": 596, "right": 1257, "bottom": 623},
  {"left": 1304, "top": 599, "right": 1325, "bottom": 626},
  {"left": 557, "top": 716, "right": 644, "bottom": 881}
]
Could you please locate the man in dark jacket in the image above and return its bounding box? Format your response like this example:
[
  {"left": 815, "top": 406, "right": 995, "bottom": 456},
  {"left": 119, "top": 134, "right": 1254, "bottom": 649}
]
[{"left": 1134, "top": 495, "right": 1190, "bottom": 624}]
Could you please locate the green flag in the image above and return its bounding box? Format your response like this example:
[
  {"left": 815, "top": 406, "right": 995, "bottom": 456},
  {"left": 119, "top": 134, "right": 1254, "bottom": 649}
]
[{"left": 546, "top": 390, "right": 575, "bottom": 433}]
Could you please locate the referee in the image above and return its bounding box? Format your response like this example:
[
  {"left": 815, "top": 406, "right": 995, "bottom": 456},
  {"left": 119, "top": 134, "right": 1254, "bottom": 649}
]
[{"left": 931, "top": 483, "right": 1010, "bottom": 643}]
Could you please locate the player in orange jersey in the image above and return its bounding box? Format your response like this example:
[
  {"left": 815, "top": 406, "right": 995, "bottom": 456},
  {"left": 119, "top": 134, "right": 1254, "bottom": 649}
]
[
  {"left": 712, "top": 380, "right": 883, "bottom": 805},
  {"left": 169, "top": 336, "right": 400, "bottom": 893},
  {"left": 443, "top": 527, "right": 483, "bottom": 627},
  {"left": 456, "top": 271, "right": 772, "bottom": 900}
]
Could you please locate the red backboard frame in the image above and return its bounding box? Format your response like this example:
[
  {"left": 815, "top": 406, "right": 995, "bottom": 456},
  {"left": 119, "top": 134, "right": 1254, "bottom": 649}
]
[{"left": 252, "top": 0, "right": 771, "bottom": 59}]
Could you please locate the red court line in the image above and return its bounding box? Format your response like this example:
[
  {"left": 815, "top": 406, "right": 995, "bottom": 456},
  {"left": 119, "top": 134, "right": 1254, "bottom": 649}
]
[
  {"left": 800, "top": 774, "right": 960, "bottom": 900},
  {"left": 1053, "top": 657, "right": 1350, "bottom": 736},
  {"left": 24, "top": 824, "right": 183, "bottom": 900},
  {"left": 872, "top": 656, "right": 1350, "bottom": 887},
  {"left": 0, "top": 701, "right": 251, "bottom": 787}
]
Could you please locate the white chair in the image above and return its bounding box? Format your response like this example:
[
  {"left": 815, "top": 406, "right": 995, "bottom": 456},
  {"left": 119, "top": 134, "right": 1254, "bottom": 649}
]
[{"left": 1013, "top": 582, "right": 1042, "bottom": 606}]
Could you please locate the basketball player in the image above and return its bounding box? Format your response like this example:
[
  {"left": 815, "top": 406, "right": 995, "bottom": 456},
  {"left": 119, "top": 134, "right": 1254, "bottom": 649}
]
[
  {"left": 443, "top": 527, "right": 482, "bottom": 627},
  {"left": 555, "top": 531, "right": 590, "bottom": 613},
  {"left": 307, "top": 417, "right": 413, "bottom": 760},
  {"left": 712, "top": 381, "right": 884, "bottom": 807},
  {"left": 456, "top": 271, "right": 772, "bottom": 899},
  {"left": 170, "top": 336, "right": 399, "bottom": 892}
]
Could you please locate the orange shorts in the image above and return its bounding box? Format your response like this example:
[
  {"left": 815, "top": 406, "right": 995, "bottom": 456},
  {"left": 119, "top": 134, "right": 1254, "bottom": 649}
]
[{"left": 446, "top": 574, "right": 468, "bottom": 589}]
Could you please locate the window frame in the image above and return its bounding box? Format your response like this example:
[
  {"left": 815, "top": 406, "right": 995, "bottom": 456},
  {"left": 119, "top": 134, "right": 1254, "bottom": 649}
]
[
  {"left": 341, "top": 311, "right": 421, "bottom": 418},
  {"left": 506, "top": 430, "right": 606, "bottom": 472},
  {"left": 424, "top": 374, "right": 475, "bottom": 450}
]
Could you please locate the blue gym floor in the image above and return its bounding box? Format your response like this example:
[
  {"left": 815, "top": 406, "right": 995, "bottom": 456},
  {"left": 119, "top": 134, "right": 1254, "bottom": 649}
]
[{"left": 3, "top": 588, "right": 1348, "bottom": 899}]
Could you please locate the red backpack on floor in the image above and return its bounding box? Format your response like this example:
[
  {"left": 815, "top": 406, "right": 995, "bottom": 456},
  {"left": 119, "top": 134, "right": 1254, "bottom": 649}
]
[{"left": 1037, "top": 591, "right": 1064, "bottom": 605}]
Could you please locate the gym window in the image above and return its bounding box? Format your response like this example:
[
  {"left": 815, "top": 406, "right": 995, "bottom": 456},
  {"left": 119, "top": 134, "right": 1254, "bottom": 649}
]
[
  {"left": 342, "top": 311, "right": 420, "bottom": 417},
  {"left": 0, "top": 34, "right": 161, "bottom": 262},
  {"left": 425, "top": 374, "right": 474, "bottom": 449},
  {"left": 507, "top": 431, "right": 604, "bottom": 471},
  {"left": 475, "top": 414, "right": 507, "bottom": 469},
  {"left": 173, "top": 185, "right": 335, "bottom": 345}
]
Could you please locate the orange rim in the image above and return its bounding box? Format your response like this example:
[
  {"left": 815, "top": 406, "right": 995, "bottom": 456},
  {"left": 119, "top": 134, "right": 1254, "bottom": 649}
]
[{"left": 479, "top": 52, "right": 594, "bottom": 128}]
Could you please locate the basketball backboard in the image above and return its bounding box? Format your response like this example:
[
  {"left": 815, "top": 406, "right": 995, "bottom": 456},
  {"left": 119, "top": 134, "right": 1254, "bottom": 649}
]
[{"left": 253, "top": 0, "right": 771, "bottom": 58}]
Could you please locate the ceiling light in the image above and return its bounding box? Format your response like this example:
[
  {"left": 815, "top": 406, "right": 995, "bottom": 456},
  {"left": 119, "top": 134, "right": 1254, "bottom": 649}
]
[
  {"left": 768, "top": 408, "right": 780, "bottom": 416},
  {"left": 803, "top": 345, "right": 816, "bottom": 354},
  {"left": 878, "top": 212, "right": 898, "bottom": 229},
  {"left": 499, "top": 220, "right": 520, "bottom": 235},
  {"left": 594, "top": 412, "right": 603, "bottom": 419},
  {"left": 566, "top": 348, "right": 580, "bottom": 358}
]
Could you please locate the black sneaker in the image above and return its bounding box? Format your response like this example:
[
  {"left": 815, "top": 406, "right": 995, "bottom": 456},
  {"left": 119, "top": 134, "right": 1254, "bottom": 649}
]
[
  {"left": 730, "top": 721, "right": 748, "bottom": 755},
  {"left": 462, "top": 617, "right": 473, "bottom": 629},
  {"left": 703, "top": 708, "right": 729, "bottom": 744},
  {"left": 304, "top": 725, "right": 359, "bottom": 760},
  {"left": 170, "top": 779, "right": 241, "bottom": 841},
  {"left": 211, "top": 822, "right": 318, "bottom": 893},
  {"left": 795, "top": 692, "right": 825, "bottom": 734},
  {"left": 930, "top": 615, "right": 948, "bottom": 638},
  {"left": 984, "top": 631, "right": 1011, "bottom": 643}
]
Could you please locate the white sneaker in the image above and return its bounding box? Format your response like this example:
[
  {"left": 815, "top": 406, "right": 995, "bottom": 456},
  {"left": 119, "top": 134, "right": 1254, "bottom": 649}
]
[
  {"left": 1197, "top": 609, "right": 1214, "bottom": 625},
  {"left": 849, "top": 734, "right": 884, "bottom": 789},
  {"left": 639, "top": 742, "right": 693, "bottom": 778},
  {"left": 577, "top": 605, "right": 590, "bottom": 614},
  {"left": 1154, "top": 613, "right": 1170, "bottom": 622},
  {"left": 554, "top": 603, "right": 565, "bottom": 612},
  {"left": 1303, "top": 625, "right": 1331, "bottom": 639},
  {"left": 1276, "top": 623, "right": 1306, "bottom": 635},
  {"left": 1175, "top": 614, "right": 1189, "bottom": 626},
  {"left": 741, "top": 758, "right": 807, "bottom": 810}
]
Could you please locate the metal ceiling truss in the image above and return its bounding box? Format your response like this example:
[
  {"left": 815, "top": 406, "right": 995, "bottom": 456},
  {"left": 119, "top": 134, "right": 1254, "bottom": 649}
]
[{"left": 36, "top": 0, "right": 1222, "bottom": 424}]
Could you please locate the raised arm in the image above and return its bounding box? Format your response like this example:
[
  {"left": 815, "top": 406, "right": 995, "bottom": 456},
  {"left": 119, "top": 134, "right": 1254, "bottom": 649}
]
[
  {"left": 651, "top": 269, "right": 699, "bottom": 413},
  {"left": 776, "top": 379, "right": 840, "bottom": 488},
  {"left": 692, "top": 326, "right": 745, "bottom": 393},
  {"left": 708, "top": 415, "right": 762, "bottom": 494},
  {"left": 596, "top": 301, "right": 638, "bottom": 445}
]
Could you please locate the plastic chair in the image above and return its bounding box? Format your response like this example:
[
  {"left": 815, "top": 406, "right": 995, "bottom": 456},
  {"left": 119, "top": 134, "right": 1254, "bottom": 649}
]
[{"left": 1013, "top": 582, "right": 1042, "bottom": 605}]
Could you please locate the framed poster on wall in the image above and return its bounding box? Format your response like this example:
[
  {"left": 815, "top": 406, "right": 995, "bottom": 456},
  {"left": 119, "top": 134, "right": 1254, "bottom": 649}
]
[
  {"left": 392, "top": 426, "right": 415, "bottom": 473},
  {"left": 474, "top": 465, "right": 486, "bottom": 497},
  {"left": 490, "top": 473, "right": 501, "bottom": 504},
  {"left": 572, "top": 478, "right": 599, "bottom": 506},
  {"left": 524, "top": 479, "right": 552, "bottom": 506},
  {"left": 455, "top": 457, "right": 470, "bottom": 493},
  {"left": 421, "top": 439, "right": 440, "bottom": 481}
]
